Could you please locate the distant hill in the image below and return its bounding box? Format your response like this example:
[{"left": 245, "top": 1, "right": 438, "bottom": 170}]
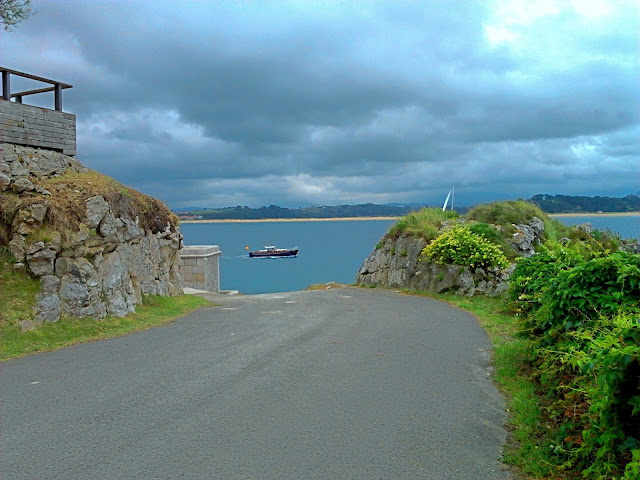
[
  {"left": 174, "top": 195, "right": 640, "bottom": 220},
  {"left": 177, "top": 203, "right": 427, "bottom": 220},
  {"left": 530, "top": 194, "right": 640, "bottom": 213}
]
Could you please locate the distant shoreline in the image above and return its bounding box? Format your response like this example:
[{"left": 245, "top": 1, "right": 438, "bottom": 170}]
[
  {"left": 549, "top": 212, "right": 639, "bottom": 217},
  {"left": 180, "top": 212, "right": 639, "bottom": 223},
  {"left": 180, "top": 216, "right": 400, "bottom": 224}
]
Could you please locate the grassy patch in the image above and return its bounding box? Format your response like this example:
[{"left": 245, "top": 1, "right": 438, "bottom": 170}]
[
  {"left": 387, "top": 207, "right": 458, "bottom": 240},
  {"left": 0, "top": 249, "right": 40, "bottom": 326},
  {"left": 0, "top": 294, "right": 212, "bottom": 362},
  {"left": 0, "top": 248, "right": 211, "bottom": 361}
]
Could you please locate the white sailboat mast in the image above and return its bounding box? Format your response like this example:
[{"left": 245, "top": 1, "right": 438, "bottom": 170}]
[{"left": 451, "top": 186, "right": 454, "bottom": 211}]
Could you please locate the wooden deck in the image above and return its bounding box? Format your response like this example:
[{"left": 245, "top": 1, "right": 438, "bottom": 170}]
[{"left": 0, "top": 67, "right": 76, "bottom": 156}]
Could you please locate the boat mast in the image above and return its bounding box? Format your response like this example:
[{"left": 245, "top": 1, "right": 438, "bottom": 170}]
[{"left": 451, "top": 186, "right": 454, "bottom": 211}]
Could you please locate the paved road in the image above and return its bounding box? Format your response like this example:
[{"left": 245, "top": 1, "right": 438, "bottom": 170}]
[{"left": 1, "top": 287, "right": 510, "bottom": 479}]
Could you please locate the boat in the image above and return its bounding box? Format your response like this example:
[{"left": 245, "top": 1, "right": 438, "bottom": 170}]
[{"left": 248, "top": 245, "right": 299, "bottom": 258}]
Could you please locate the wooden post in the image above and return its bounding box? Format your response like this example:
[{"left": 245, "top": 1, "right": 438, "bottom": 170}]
[
  {"left": 54, "top": 83, "right": 62, "bottom": 111},
  {"left": 15, "top": 95, "right": 22, "bottom": 103},
  {"left": 2, "top": 71, "right": 9, "bottom": 101}
]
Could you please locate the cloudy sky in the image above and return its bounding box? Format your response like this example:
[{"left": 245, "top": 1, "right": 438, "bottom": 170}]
[{"left": 2, "top": 0, "right": 638, "bottom": 208}]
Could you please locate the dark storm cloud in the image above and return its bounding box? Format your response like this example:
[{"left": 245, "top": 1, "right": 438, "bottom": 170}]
[{"left": 1, "top": 0, "right": 637, "bottom": 207}]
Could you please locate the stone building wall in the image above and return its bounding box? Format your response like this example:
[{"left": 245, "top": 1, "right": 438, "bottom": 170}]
[{"left": 0, "top": 100, "right": 76, "bottom": 156}]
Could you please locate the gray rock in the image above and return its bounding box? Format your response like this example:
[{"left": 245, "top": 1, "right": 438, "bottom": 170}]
[
  {"left": 59, "top": 276, "right": 91, "bottom": 310},
  {"left": 26, "top": 247, "right": 57, "bottom": 277},
  {"left": 10, "top": 178, "right": 35, "bottom": 193},
  {"left": 576, "top": 222, "right": 592, "bottom": 235},
  {"left": 0, "top": 172, "right": 9, "bottom": 191},
  {"left": 34, "top": 292, "right": 62, "bottom": 323},
  {"left": 85, "top": 195, "right": 109, "bottom": 228},
  {"left": 99, "top": 212, "right": 124, "bottom": 237},
  {"left": 8, "top": 234, "right": 27, "bottom": 262}
]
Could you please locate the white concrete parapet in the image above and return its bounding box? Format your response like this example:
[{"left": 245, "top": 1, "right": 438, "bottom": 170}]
[{"left": 178, "top": 245, "right": 221, "bottom": 293}]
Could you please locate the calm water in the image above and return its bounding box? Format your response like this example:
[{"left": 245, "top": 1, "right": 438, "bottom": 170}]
[
  {"left": 181, "top": 215, "right": 639, "bottom": 294},
  {"left": 180, "top": 220, "right": 394, "bottom": 294},
  {"left": 551, "top": 214, "right": 639, "bottom": 240}
]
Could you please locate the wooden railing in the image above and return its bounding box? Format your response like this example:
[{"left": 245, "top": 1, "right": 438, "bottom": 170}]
[{"left": 1, "top": 66, "right": 72, "bottom": 112}]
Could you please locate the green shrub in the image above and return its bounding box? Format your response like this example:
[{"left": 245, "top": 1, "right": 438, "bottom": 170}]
[
  {"left": 468, "top": 221, "right": 519, "bottom": 261},
  {"left": 509, "top": 244, "right": 584, "bottom": 316},
  {"left": 514, "top": 250, "right": 640, "bottom": 478},
  {"left": 421, "top": 225, "right": 509, "bottom": 270},
  {"left": 533, "top": 252, "right": 640, "bottom": 338},
  {"left": 537, "top": 311, "right": 640, "bottom": 479}
]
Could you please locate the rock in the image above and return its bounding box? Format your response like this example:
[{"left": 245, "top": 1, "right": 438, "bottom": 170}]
[
  {"left": 8, "top": 234, "right": 27, "bottom": 262},
  {"left": 576, "top": 222, "right": 592, "bottom": 235},
  {"left": 529, "top": 217, "right": 545, "bottom": 235},
  {"left": 510, "top": 217, "right": 545, "bottom": 257},
  {"left": 99, "top": 212, "right": 124, "bottom": 237},
  {"left": 26, "top": 247, "right": 56, "bottom": 277},
  {"left": 0, "top": 172, "right": 9, "bottom": 191},
  {"left": 34, "top": 275, "right": 63, "bottom": 323},
  {"left": 2, "top": 143, "right": 184, "bottom": 321},
  {"left": 356, "top": 234, "right": 513, "bottom": 297},
  {"left": 10, "top": 178, "right": 35, "bottom": 193},
  {"left": 85, "top": 195, "right": 109, "bottom": 228}
]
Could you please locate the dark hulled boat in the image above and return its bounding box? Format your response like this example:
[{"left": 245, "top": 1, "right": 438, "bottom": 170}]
[{"left": 248, "top": 246, "right": 298, "bottom": 258}]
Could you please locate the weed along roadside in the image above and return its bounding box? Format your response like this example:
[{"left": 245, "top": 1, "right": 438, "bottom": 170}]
[
  {"left": 0, "top": 249, "right": 212, "bottom": 361},
  {"left": 356, "top": 202, "right": 640, "bottom": 480}
]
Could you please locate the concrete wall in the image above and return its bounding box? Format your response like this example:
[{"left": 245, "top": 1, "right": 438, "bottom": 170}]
[
  {"left": 178, "top": 245, "right": 221, "bottom": 293},
  {"left": 0, "top": 100, "right": 76, "bottom": 156}
]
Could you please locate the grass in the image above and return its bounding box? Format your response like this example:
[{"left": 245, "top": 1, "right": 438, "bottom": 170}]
[
  {"left": 0, "top": 294, "right": 212, "bottom": 362},
  {"left": 0, "top": 249, "right": 212, "bottom": 361},
  {"left": 403, "top": 289, "right": 560, "bottom": 479},
  {"left": 387, "top": 207, "right": 458, "bottom": 240},
  {"left": 0, "top": 249, "right": 41, "bottom": 325}
]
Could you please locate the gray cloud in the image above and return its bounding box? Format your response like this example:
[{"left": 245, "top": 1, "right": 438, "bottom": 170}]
[{"left": 1, "top": 0, "right": 638, "bottom": 208}]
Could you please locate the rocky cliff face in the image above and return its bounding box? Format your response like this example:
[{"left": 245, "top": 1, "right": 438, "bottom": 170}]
[
  {"left": 356, "top": 218, "right": 545, "bottom": 296},
  {"left": 1, "top": 143, "right": 183, "bottom": 327}
]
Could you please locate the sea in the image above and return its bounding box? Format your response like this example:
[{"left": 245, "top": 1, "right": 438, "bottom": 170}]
[{"left": 180, "top": 215, "right": 640, "bottom": 295}]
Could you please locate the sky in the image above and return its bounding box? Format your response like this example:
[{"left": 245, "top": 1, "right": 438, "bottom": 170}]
[{"left": 1, "top": 0, "right": 638, "bottom": 208}]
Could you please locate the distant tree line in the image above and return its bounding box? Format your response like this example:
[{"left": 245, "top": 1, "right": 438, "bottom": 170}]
[
  {"left": 176, "top": 195, "right": 640, "bottom": 220},
  {"left": 184, "top": 203, "right": 424, "bottom": 220},
  {"left": 530, "top": 194, "right": 640, "bottom": 213}
]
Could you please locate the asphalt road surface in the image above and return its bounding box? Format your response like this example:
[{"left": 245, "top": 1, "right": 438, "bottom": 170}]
[{"left": 1, "top": 287, "right": 511, "bottom": 479}]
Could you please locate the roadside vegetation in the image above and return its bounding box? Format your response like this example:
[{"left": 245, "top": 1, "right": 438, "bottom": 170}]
[
  {"left": 0, "top": 248, "right": 211, "bottom": 361},
  {"left": 387, "top": 201, "right": 640, "bottom": 479}
]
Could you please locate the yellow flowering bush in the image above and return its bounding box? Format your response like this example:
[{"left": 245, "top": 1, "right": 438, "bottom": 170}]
[{"left": 421, "top": 225, "right": 509, "bottom": 270}]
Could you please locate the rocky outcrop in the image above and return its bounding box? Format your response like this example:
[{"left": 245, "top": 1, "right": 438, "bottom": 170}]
[
  {"left": 508, "top": 217, "right": 544, "bottom": 257},
  {"left": 1, "top": 143, "right": 183, "bottom": 327},
  {"left": 356, "top": 218, "right": 544, "bottom": 296},
  {"left": 356, "top": 235, "right": 515, "bottom": 296}
]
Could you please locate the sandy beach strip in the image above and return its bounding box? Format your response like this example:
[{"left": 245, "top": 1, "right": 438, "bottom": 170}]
[
  {"left": 549, "top": 212, "right": 639, "bottom": 217},
  {"left": 180, "top": 216, "right": 401, "bottom": 224}
]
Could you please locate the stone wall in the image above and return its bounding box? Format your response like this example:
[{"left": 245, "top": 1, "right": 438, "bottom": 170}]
[
  {"left": 0, "top": 100, "right": 76, "bottom": 156},
  {"left": 179, "top": 245, "right": 221, "bottom": 292},
  {"left": 1, "top": 143, "right": 183, "bottom": 327}
]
